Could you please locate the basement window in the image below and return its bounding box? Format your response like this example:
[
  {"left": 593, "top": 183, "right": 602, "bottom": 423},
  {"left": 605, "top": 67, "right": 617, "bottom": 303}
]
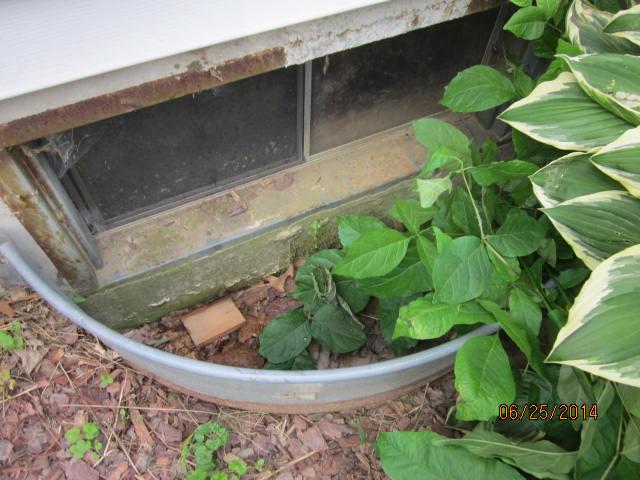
[{"left": 44, "top": 8, "right": 499, "bottom": 233}]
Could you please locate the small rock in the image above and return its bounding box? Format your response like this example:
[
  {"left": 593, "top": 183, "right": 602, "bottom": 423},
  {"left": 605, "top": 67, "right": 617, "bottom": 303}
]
[
  {"left": 0, "top": 440, "right": 13, "bottom": 462},
  {"left": 64, "top": 459, "right": 99, "bottom": 480}
]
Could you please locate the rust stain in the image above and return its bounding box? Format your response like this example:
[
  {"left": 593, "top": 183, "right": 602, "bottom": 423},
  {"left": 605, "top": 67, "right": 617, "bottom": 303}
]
[
  {"left": 0, "top": 47, "right": 286, "bottom": 149},
  {"left": 0, "top": 149, "right": 89, "bottom": 288}
]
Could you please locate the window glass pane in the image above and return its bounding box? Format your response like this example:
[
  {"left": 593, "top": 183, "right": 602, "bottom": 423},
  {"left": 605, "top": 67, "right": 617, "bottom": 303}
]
[
  {"left": 58, "top": 66, "right": 301, "bottom": 225},
  {"left": 310, "top": 9, "right": 499, "bottom": 154}
]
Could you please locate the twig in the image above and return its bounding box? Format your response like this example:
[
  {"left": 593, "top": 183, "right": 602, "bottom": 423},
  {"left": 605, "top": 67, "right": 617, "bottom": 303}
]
[
  {"left": 261, "top": 450, "right": 319, "bottom": 479},
  {"left": 94, "top": 370, "right": 127, "bottom": 468}
]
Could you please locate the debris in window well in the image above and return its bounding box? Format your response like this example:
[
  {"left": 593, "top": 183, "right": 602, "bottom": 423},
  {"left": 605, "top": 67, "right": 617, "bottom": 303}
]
[{"left": 181, "top": 298, "right": 246, "bottom": 346}]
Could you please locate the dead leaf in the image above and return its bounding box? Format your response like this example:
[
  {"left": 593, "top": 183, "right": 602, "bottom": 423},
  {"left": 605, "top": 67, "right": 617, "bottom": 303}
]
[
  {"left": 298, "top": 426, "right": 327, "bottom": 452},
  {"left": 64, "top": 459, "right": 99, "bottom": 480},
  {"left": 0, "top": 301, "right": 15, "bottom": 317},
  {"left": 130, "top": 411, "right": 154, "bottom": 446},
  {"left": 13, "top": 348, "right": 45, "bottom": 375}
]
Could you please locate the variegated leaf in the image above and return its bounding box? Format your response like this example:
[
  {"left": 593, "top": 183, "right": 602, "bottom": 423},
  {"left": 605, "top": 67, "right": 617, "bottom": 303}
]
[
  {"left": 530, "top": 152, "right": 623, "bottom": 208},
  {"left": 499, "top": 72, "right": 633, "bottom": 151},
  {"left": 542, "top": 190, "right": 640, "bottom": 269},
  {"left": 603, "top": 4, "right": 640, "bottom": 47},
  {"left": 560, "top": 53, "right": 640, "bottom": 125},
  {"left": 591, "top": 126, "right": 640, "bottom": 198},
  {"left": 566, "top": 0, "right": 640, "bottom": 54},
  {"left": 547, "top": 244, "right": 640, "bottom": 387}
]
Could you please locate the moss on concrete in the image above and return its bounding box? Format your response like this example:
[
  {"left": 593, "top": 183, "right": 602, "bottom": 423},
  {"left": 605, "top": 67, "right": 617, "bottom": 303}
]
[{"left": 81, "top": 179, "right": 413, "bottom": 329}]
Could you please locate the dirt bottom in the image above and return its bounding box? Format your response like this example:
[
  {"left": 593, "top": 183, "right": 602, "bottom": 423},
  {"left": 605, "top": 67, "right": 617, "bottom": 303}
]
[
  {"left": 0, "top": 286, "right": 457, "bottom": 480},
  {"left": 124, "top": 260, "right": 443, "bottom": 371}
]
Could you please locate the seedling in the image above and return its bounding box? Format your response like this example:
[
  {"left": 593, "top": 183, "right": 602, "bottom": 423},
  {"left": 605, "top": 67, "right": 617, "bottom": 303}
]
[
  {"left": 0, "top": 321, "right": 24, "bottom": 350},
  {"left": 0, "top": 369, "right": 16, "bottom": 394},
  {"left": 65, "top": 423, "right": 103, "bottom": 460},
  {"left": 99, "top": 373, "right": 114, "bottom": 388},
  {"left": 181, "top": 422, "right": 230, "bottom": 479}
]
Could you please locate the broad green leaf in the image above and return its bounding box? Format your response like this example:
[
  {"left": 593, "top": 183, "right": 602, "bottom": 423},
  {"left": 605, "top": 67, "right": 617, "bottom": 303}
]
[
  {"left": 265, "top": 350, "right": 316, "bottom": 370},
  {"left": 416, "top": 234, "right": 437, "bottom": 275},
  {"left": 480, "top": 300, "right": 546, "bottom": 374},
  {"left": 454, "top": 335, "right": 516, "bottom": 421},
  {"left": 557, "top": 365, "right": 592, "bottom": 429},
  {"left": 335, "top": 276, "right": 370, "bottom": 314},
  {"left": 432, "top": 236, "right": 491, "bottom": 304},
  {"left": 500, "top": 72, "right": 634, "bottom": 151},
  {"left": 337, "top": 215, "right": 385, "bottom": 248},
  {"left": 530, "top": 152, "right": 623, "bottom": 208},
  {"left": 509, "top": 288, "right": 542, "bottom": 337},
  {"left": 618, "top": 384, "right": 640, "bottom": 418},
  {"left": 592, "top": 126, "right": 640, "bottom": 198},
  {"left": 392, "top": 197, "right": 435, "bottom": 234},
  {"left": 488, "top": 248, "right": 521, "bottom": 283},
  {"left": 416, "top": 176, "right": 452, "bottom": 208},
  {"left": 617, "top": 456, "right": 640, "bottom": 479},
  {"left": 537, "top": 0, "right": 560, "bottom": 19},
  {"left": 357, "top": 248, "right": 431, "bottom": 299},
  {"left": 450, "top": 188, "right": 482, "bottom": 236},
  {"left": 469, "top": 160, "right": 538, "bottom": 186},
  {"left": 441, "top": 65, "right": 516, "bottom": 112},
  {"left": 375, "top": 431, "right": 525, "bottom": 480},
  {"left": 378, "top": 297, "right": 418, "bottom": 352},
  {"left": 622, "top": 417, "right": 640, "bottom": 463},
  {"left": 258, "top": 309, "right": 311, "bottom": 364},
  {"left": 420, "top": 146, "right": 465, "bottom": 176},
  {"left": 560, "top": 53, "right": 640, "bottom": 125},
  {"left": 394, "top": 297, "right": 492, "bottom": 340},
  {"left": 557, "top": 267, "right": 590, "bottom": 289},
  {"left": 333, "top": 228, "right": 410, "bottom": 279},
  {"left": 547, "top": 244, "right": 640, "bottom": 386},
  {"left": 310, "top": 304, "right": 365, "bottom": 353},
  {"left": 576, "top": 382, "right": 622, "bottom": 478},
  {"left": 510, "top": 0, "right": 532, "bottom": 6},
  {"left": 504, "top": 7, "right": 548, "bottom": 40},
  {"left": 439, "top": 430, "right": 577, "bottom": 480},
  {"left": 412, "top": 118, "right": 470, "bottom": 158},
  {"left": 513, "top": 65, "right": 536, "bottom": 97},
  {"left": 532, "top": 28, "right": 560, "bottom": 59},
  {"left": 487, "top": 208, "right": 545, "bottom": 257},
  {"left": 432, "top": 226, "right": 453, "bottom": 253},
  {"left": 566, "top": 0, "right": 640, "bottom": 54},
  {"left": 542, "top": 190, "right": 640, "bottom": 269}
]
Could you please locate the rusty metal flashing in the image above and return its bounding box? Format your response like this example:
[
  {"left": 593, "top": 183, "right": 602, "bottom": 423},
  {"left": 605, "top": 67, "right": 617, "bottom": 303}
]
[
  {"left": 0, "top": 149, "right": 97, "bottom": 290},
  {"left": 0, "top": 48, "right": 286, "bottom": 149},
  {"left": 0, "top": 0, "right": 502, "bottom": 149}
]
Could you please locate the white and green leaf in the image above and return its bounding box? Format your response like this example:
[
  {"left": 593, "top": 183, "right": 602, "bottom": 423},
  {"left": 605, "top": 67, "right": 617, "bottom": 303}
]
[
  {"left": 530, "top": 152, "right": 623, "bottom": 208},
  {"left": 560, "top": 53, "right": 640, "bottom": 125},
  {"left": 499, "top": 72, "right": 633, "bottom": 151},
  {"left": 591, "top": 126, "right": 640, "bottom": 198},
  {"left": 603, "top": 4, "right": 640, "bottom": 47},
  {"left": 547, "top": 244, "right": 640, "bottom": 387},
  {"left": 542, "top": 190, "right": 640, "bottom": 269},
  {"left": 566, "top": 0, "right": 640, "bottom": 54}
]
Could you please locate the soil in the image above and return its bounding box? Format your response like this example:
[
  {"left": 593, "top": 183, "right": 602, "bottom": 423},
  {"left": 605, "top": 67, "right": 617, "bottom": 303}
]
[
  {"left": 124, "top": 259, "right": 445, "bottom": 371},
  {"left": 0, "top": 286, "right": 458, "bottom": 479}
]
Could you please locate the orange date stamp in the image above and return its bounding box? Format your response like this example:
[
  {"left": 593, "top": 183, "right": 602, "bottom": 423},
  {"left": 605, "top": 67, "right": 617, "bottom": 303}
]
[{"left": 499, "top": 403, "right": 598, "bottom": 421}]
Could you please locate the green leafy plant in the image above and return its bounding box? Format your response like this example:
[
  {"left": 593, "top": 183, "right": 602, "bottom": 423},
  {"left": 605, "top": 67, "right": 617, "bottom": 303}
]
[
  {"left": 99, "top": 373, "right": 114, "bottom": 388},
  {"left": 0, "top": 368, "right": 16, "bottom": 394},
  {"left": 65, "top": 423, "right": 103, "bottom": 460},
  {"left": 0, "top": 321, "right": 24, "bottom": 350},
  {"left": 376, "top": 1, "right": 640, "bottom": 479}
]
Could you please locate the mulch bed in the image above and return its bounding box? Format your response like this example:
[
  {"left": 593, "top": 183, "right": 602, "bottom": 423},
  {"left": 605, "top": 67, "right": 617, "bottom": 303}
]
[{"left": 0, "top": 286, "right": 457, "bottom": 479}]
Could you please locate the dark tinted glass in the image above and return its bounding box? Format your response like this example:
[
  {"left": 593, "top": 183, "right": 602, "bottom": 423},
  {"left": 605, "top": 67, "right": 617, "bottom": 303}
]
[
  {"left": 61, "top": 66, "right": 301, "bottom": 225},
  {"left": 310, "top": 9, "right": 499, "bottom": 154}
]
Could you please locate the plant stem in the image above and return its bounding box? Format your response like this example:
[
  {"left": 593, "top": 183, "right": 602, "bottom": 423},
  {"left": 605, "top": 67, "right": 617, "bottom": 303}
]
[{"left": 460, "top": 170, "right": 486, "bottom": 240}]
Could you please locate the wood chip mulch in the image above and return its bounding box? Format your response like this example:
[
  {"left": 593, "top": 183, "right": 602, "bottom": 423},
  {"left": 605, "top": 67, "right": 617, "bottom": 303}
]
[{"left": 0, "top": 287, "right": 457, "bottom": 479}]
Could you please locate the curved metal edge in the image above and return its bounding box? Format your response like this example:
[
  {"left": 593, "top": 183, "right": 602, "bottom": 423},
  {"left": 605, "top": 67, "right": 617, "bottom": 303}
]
[{"left": 0, "top": 240, "right": 499, "bottom": 385}]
